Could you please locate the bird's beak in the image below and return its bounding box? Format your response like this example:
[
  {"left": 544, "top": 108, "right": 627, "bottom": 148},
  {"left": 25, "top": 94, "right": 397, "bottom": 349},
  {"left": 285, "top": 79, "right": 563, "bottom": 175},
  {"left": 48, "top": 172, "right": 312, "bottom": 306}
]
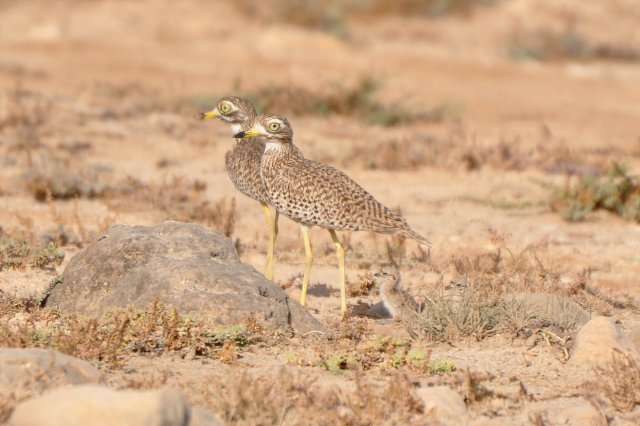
[
  {"left": 197, "top": 109, "right": 219, "bottom": 120},
  {"left": 233, "top": 128, "right": 262, "bottom": 139}
]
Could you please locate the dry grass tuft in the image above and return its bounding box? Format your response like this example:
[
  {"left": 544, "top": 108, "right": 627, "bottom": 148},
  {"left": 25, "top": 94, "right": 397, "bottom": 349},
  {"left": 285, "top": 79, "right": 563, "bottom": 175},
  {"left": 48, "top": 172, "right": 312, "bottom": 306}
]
[
  {"left": 454, "top": 132, "right": 606, "bottom": 174},
  {"left": 563, "top": 269, "right": 636, "bottom": 316},
  {"left": 0, "top": 298, "right": 259, "bottom": 368},
  {"left": 0, "top": 237, "right": 64, "bottom": 271},
  {"left": 587, "top": 349, "right": 640, "bottom": 412},
  {"left": 332, "top": 127, "right": 604, "bottom": 173},
  {"left": 357, "top": 0, "right": 497, "bottom": 17},
  {"left": 416, "top": 283, "right": 504, "bottom": 342},
  {"left": 23, "top": 154, "right": 107, "bottom": 201},
  {"left": 348, "top": 272, "right": 375, "bottom": 297},
  {"left": 453, "top": 369, "right": 494, "bottom": 405},
  {"left": 284, "top": 331, "right": 440, "bottom": 376},
  {"left": 116, "top": 370, "right": 173, "bottom": 391},
  {"left": 0, "top": 83, "right": 49, "bottom": 166},
  {"left": 237, "top": 0, "right": 348, "bottom": 37},
  {"left": 345, "top": 136, "right": 435, "bottom": 171},
  {"left": 188, "top": 367, "right": 430, "bottom": 425},
  {"left": 510, "top": 27, "right": 640, "bottom": 62},
  {"left": 410, "top": 243, "right": 634, "bottom": 342},
  {"left": 324, "top": 316, "right": 372, "bottom": 342},
  {"left": 235, "top": 0, "right": 497, "bottom": 38}
]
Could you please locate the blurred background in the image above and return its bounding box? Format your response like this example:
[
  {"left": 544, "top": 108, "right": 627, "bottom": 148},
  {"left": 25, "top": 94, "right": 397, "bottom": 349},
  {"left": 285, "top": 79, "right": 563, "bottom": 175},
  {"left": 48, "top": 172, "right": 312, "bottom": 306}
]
[{"left": 1, "top": 0, "right": 640, "bottom": 298}]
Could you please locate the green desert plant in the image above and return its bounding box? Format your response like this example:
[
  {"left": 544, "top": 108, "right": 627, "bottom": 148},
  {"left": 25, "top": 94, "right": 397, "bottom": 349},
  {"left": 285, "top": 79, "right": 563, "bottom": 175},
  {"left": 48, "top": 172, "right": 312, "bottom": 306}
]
[
  {"left": 428, "top": 359, "right": 457, "bottom": 374},
  {"left": 550, "top": 162, "right": 640, "bottom": 222}
]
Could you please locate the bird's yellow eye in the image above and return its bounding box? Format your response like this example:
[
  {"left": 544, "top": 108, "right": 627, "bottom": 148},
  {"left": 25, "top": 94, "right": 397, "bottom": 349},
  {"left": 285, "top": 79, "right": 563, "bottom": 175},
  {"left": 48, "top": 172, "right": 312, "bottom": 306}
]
[
  {"left": 268, "top": 122, "right": 281, "bottom": 132},
  {"left": 219, "top": 102, "right": 232, "bottom": 114}
]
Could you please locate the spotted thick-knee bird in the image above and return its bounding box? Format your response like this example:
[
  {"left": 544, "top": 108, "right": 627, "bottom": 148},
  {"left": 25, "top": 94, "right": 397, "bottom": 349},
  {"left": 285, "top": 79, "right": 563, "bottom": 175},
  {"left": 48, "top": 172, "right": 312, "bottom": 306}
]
[
  {"left": 235, "top": 114, "right": 431, "bottom": 319},
  {"left": 198, "top": 97, "right": 301, "bottom": 281}
]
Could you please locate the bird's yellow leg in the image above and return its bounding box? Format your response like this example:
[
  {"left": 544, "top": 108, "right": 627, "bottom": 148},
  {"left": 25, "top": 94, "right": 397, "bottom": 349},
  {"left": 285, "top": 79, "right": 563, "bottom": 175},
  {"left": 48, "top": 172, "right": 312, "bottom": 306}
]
[
  {"left": 260, "top": 202, "right": 276, "bottom": 281},
  {"left": 300, "top": 225, "right": 313, "bottom": 307},
  {"left": 329, "top": 229, "right": 347, "bottom": 320},
  {"left": 272, "top": 209, "right": 279, "bottom": 278}
]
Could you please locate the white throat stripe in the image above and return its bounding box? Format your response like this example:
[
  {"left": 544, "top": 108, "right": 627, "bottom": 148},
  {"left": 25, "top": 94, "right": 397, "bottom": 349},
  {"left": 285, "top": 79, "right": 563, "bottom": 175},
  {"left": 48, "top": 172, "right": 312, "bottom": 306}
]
[
  {"left": 264, "top": 141, "right": 283, "bottom": 151},
  {"left": 230, "top": 124, "right": 243, "bottom": 135}
]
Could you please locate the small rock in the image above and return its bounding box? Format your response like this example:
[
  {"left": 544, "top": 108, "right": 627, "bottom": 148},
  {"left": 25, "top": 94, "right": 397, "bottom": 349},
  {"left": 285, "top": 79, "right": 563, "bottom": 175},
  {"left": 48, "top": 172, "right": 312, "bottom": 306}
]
[
  {"left": 336, "top": 405, "right": 356, "bottom": 423},
  {"left": 569, "top": 316, "right": 640, "bottom": 367},
  {"left": 191, "top": 406, "right": 225, "bottom": 426},
  {"left": 417, "top": 386, "right": 468, "bottom": 425},
  {"left": 8, "top": 385, "right": 190, "bottom": 426},
  {"left": 548, "top": 400, "right": 607, "bottom": 426},
  {"left": 0, "top": 348, "right": 104, "bottom": 394},
  {"left": 627, "top": 324, "right": 640, "bottom": 351}
]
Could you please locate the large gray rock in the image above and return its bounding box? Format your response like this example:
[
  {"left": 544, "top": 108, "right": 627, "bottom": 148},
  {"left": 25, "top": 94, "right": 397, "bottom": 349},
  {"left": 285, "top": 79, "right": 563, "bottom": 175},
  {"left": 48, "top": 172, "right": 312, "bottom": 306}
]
[
  {"left": 46, "top": 222, "right": 323, "bottom": 333},
  {"left": 8, "top": 386, "right": 192, "bottom": 426}
]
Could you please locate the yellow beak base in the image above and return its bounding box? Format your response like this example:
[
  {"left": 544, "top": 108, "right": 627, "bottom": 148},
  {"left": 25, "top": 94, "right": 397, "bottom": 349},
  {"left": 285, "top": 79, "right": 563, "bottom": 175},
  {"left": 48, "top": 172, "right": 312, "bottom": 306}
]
[
  {"left": 242, "top": 129, "right": 262, "bottom": 138},
  {"left": 198, "top": 110, "right": 218, "bottom": 120}
]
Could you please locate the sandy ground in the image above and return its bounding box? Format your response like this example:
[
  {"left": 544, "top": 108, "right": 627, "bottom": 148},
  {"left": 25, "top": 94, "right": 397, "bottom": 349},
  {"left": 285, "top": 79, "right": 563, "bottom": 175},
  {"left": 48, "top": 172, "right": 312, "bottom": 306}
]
[{"left": 1, "top": 0, "right": 640, "bottom": 424}]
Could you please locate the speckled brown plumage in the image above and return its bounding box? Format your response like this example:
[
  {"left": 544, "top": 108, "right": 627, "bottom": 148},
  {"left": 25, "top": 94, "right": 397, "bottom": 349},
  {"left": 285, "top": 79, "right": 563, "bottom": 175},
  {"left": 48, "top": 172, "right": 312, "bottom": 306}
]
[
  {"left": 236, "top": 113, "right": 431, "bottom": 318},
  {"left": 199, "top": 97, "right": 303, "bottom": 282},
  {"left": 225, "top": 135, "right": 272, "bottom": 204},
  {"left": 205, "top": 96, "right": 269, "bottom": 204},
  {"left": 255, "top": 115, "right": 431, "bottom": 245},
  {"left": 215, "top": 97, "right": 302, "bottom": 205}
]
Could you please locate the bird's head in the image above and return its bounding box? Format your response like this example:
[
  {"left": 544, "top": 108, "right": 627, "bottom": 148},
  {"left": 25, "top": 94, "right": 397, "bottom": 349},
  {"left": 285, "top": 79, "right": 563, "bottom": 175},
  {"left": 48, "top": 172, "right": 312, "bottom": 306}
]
[
  {"left": 197, "top": 96, "right": 257, "bottom": 135},
  {"left": 233, "top": 114, "right": 293, "bottom": 143},
  {"left": 374, "top": 267, "right": 401, "bottom": 291}
]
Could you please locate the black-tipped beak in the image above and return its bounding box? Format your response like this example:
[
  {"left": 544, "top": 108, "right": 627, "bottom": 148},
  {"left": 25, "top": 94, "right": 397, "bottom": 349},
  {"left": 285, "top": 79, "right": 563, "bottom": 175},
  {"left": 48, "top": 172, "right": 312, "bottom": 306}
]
[
  {"left": 234, "top": 131, "right": 246, "bottom": 138},
  {"left": 195, "top": 112, "right": 206, "bottom": 120}
]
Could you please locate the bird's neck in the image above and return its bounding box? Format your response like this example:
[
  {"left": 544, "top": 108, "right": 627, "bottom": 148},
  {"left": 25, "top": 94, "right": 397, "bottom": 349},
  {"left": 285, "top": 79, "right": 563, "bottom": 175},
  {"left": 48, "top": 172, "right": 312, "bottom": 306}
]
[
  {"left": 264, "top": 139, "right": 295, "bottom": 155},
  {"left": 262, "top": 140, "right": 300, "bottom": 177},
  {"left": 379, "top": 279, "right": 396, "bottom": 295},
  {"left": 230, "top": 123, "right": 244, "bottom": 135}
]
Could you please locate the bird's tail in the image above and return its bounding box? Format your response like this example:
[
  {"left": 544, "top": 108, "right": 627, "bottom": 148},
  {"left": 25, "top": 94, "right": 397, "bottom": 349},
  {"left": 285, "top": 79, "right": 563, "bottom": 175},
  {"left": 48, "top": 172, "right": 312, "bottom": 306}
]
[{"left": 402, "top": 227, "right": 432, "bottom": 248}]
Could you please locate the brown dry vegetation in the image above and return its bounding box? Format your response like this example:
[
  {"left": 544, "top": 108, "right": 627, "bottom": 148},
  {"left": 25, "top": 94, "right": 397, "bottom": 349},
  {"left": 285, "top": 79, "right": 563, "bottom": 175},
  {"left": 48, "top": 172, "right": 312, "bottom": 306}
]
[
  {"left": 587, "top": 349, "right": 640, "bottom": 412},
  {"left": 0, "top": 299, "right": 259, "bottom": 368},
  {"left": 1, "top": 0, "right": 640, "bottom": 423},
  {"left": 0, "top": 237, "right": 64, "bottom": 271},
  {"left": 186, "top": 368, "right": 431, "bottom": 425}
]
